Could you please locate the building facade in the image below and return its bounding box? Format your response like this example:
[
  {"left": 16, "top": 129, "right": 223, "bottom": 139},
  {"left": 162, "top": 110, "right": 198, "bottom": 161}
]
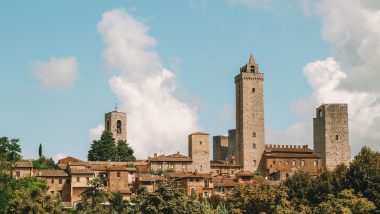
[
  {"left": 235, "top": 54, "right": 265, "bottom": 172},
  {"left": 313, "top": 104, "right": 351, "bottom": 170},
  {"left": 213, "top": 136, "right": 229, "bottom": 161},
  {"left": 188, "top": 132, "right": 211, "bottom": 174}
]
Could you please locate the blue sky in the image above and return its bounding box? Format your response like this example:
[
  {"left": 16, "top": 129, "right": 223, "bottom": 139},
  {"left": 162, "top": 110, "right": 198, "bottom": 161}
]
[{"left": 1, "top": 1, "right": 379, "bottom": 160}]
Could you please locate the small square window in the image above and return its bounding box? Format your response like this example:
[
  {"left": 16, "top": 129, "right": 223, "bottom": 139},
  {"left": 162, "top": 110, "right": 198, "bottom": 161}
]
[
  {"left": 51, "top": 178, "right": 54, "bottom": 184},
  {"left": 59, "top": 179, "right": 62, "bottom": 184},
  {"left": 200, "top": 141, "right": 202, "bottom": 145},
  {"left": 301, "top": 160, "right": 305, "bottom": 167},
  {"left": 313, "top": 160, "right": 317, "bottom": 167},
  {"left": 292, "top": 160, "right": 296, "bottom": 167},
  {"left": 252, "top": 132, "right": 256, "bottom": 138},
  {"left": 76, "top": 177, "right": 80, "bottom": 182},
  {"left": 117, "top": 172, "right": 121, "bottom": 177},
  {"left": 336, "top": 135, "right": 339, "bottom": 140},
  {"left": 252, "top": 88, "right": 255, "bottom": 92},
  {"left": 252, "top": 143, "right": 256, "bottom": 149},
  {"left": 253, "top": 160, "right": 257, "bottom": 166}
]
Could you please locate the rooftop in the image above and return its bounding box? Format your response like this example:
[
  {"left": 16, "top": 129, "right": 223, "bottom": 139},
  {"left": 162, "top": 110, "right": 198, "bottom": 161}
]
[
  {"left": 149, "top": 152, "right": 192, "bottom": 162},
  {"left": 38, "top": 170, "right": 69, "bottom": 177},
  {"left": 14, "top": 161, "right": 33, "bottom": 168}
]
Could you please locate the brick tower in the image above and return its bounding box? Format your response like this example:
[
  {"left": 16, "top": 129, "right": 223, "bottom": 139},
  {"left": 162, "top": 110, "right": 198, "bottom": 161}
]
[
  {"left": 235, "top": 54, "right": 265, "bottom": 172},
  {"left": 105, "top": 109, "right": 127, "bottom": 144},
  {"left": 313, "top": 104, "right": 351, "bottom": 170}
]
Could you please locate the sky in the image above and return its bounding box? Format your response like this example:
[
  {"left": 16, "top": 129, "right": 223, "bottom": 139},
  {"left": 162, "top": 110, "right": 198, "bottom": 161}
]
[{"left": 1, "top": 0, "right": 379, "bottom": 161}]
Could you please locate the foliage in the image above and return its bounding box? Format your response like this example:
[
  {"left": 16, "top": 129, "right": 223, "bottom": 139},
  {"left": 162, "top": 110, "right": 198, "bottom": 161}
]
[
  {"left": 283, "top": 171, "right": 312, "bottom": 206},
  {"left": 227, "top": 184, "right": 296, "bottom": 214},
  {"left": 6, "top": 176, "right": 63, "bottom": 213},
  {"left": 116, "top": 140, "right": 136, "bottom": 162},
  {"left": 110, "top": 192, "right": 130, "bottom": 213},
  {"left": 39, "top": 143, "right": 43, "bottom": 158},
  {"left": 0, "top": 136, "right": 22, "bottom": 163},
  {"left": 33, "top": 155, "right": 56, "bottom": 170},
  {"left": 76, "top": 178, "right": 111, "bottom": 213},
  {"left": 88, "top": 131, "right": 136, "bottom": 162}
]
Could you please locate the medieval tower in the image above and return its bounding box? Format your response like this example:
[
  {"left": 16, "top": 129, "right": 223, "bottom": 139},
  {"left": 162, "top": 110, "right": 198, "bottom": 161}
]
[
  {"left": 105, "top": 110, "right": 127, "bottom": 143},
  {"left": 188, "top": 132, "right": 210, "bottom": 173},
  {"left": 313, "top": 104, "right": 351, "bottom": 170},
  {"left": 235, "top": 54, "right": 265, "bottom": 172}
]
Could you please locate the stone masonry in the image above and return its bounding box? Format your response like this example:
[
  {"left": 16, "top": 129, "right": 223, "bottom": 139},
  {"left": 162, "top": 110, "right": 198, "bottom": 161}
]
[
  {"left": 188, "top": 132, "right": 211, "bottom": 174},
  {"left": 313, "top": 104, "right": 351, "bottom": 170},
  {"left": 213, "top": 136, "right": 229, "bottom": 161},
  {"left": 235, "top": 54, "right": 265, "bottom": 172},
  {"left": 105, "top": 111, "right": 127, "bottom": 143}
]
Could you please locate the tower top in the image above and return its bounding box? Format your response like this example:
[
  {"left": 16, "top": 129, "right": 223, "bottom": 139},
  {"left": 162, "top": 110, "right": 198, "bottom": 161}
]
[
  {"left": 240, "top": 53, "right": 259, "bottom": 73},
  {"left": 114, "top": 103, "right": 118, "bottom": 112},
  {"left": 248, "top": 53, "right": 255, "bottom": 64}
]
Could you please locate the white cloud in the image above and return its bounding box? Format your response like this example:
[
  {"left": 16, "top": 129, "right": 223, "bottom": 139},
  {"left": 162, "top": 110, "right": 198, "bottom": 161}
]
[
  {"left": 53, "top": 153, "right": 67, "bottom": 163},
  {"left": 96, "top": 9, "right": 199, "bottom": 158},
  {"left": 88, "top": 124, "right": 104, "bottom": 142},
  {"left": 268, "top": 0, "right": 380, "bottom": 154},
  {"left": 31, "top": 57, "right": 78, "bottom": 91}
]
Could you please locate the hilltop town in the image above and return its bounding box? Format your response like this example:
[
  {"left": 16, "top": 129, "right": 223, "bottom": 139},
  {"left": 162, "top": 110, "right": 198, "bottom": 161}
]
[{"left": 8, "top": 55, "right": 356, "bottom": 209}]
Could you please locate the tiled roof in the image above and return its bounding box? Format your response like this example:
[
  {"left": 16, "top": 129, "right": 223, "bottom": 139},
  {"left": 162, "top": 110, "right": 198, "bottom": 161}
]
[
  {"left": 213, "top": 179, "right": 239, "bottom": 187},
  {"left": 149, "top": 152, "right": 192, "bottom": 162},
  {"left": 39, "top": 170, "right": 68, "bottom": 177},
  {"left": 57, "top": 164, "right": 67, "bottom": 170},
  {"left": 14, "top": 161, "right": 33, "bottom": 168},
  {"left": 236, "top": 171, "right": 255, "bottom": 177},
  {"left": 90, "top": 165, "right": 107, "bottom": 171},
  {"left": 165, "top": 172, "right": 212, "bottom": 179},
  {"left": 106, "top": 165, "right": 127, "bottom": 171},
  {"left": 110, "top": 188, "right": 132, "bottom": 194},
  {"left": 68, "top": 162, "right": 87, "bottom": 166},
  {"left": 190, "top": 132, "right": 209, "bottom": 135},
  {"left": 138, "top": 174, "right": 163, "bottom": 182},
  {"left": 57, "top": 156, "right": 82, "bottom": 164},
  {"left": 69, "top": 168, "right": 94, "bottom": 174}
]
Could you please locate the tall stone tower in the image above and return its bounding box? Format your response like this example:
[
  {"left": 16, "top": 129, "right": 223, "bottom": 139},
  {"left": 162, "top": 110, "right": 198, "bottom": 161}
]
[
  {"left": 213, "top": 136, "right": 228, "bottom": 161},
  {"left": 188, "top": 132, "right": 210, "bottom": 173},
  {"left": 105, "top": 110, "right": 127, "bottom": 144},
  {"left": 235, "top": 54, "right": 265, "bottom": 172},
  {"left": 313, "top": 104, "right": 351, "bottom": 170}
]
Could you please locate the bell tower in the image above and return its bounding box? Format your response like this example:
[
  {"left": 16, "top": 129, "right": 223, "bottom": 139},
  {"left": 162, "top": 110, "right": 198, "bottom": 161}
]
[
  {"left": 235, "top": 54, "right": 265, "bottom": 172},
  {"left": 105, "top": 106, "right": 127, "bottom": 143}
]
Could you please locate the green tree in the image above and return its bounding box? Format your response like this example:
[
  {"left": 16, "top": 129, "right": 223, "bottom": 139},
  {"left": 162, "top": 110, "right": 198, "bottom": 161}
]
[
  {"left": 88, "top": 131, "right": 117, "bottom": 161},
  {"left": 314, "top": 189, "right": 376, "bottom": 214},
  {"left": 0, "top": 137, "right": 22, "bottom": 163},
  {"left": 39, "top": 143, "right": 42, "bottom": 158},
  {"left": 110, "top": 192, "right": 129, "bottom": 213},
  {"left": 308, "top": 169, "right": 335, "bottom": 205},
  {"left": 116, "top": 140, "right": 136, "bottom": 162},
  {"left": 32, "top": 155, "right": 56, "bottom": 170},
  {"left": 284, "top": 171, "right": 313, "bottom": 206},
  {"left": 76, "top": 178, "right": 111, "bottom": 213},
  {"left": 346, "top": 146, "right": 380, "bottom": 212}
]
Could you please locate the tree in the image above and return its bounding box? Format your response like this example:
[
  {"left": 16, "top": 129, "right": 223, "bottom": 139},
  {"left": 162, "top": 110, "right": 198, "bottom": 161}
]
[
  {"left": 284, "top": 171, "right": 313, "bottom": 206},
  {"left": 110, "top": 192, "right": 129, "bottom": 213},
  {"left": 32, "top": 155, "right": 56, "bottom": 170},
  {"left": 0, "top": 137, "right": 22, "bottom": 163},
  {"left": 116, "top": 140, "right": 136, "bottom": 162},
  {"left": 88, "top": 131, "right": 117, "bottom": 161},
  {"left": 77, "top": 178, "right": 111, "bottom": 213},
  {"left": 38, "top": 143, "right": 42, "bottom": 158},
  {"left": 346, "top": 146, "right": 380, "bottom": 212}
]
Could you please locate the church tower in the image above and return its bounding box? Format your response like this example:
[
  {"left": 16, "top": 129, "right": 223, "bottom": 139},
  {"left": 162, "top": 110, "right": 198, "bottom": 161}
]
[
  {"left": 235, "top": 54, "right": 265, "bottom": 172},
  {"left": 105, "top": 109, "right": 127, "bottom": 144}
]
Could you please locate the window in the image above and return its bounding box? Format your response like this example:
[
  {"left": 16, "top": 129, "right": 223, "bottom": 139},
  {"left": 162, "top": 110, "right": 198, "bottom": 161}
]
[
  {"left": 250, "top": 65, "right": 255, "bottom": 72},
  {"left": 253, "top": 160, "right": 257, "bottom": 166},
  {"left": 200, "top": 141, "right": 203, "bottom": 145},
  {"left": 204, "top": 180, "right": 209, "bottom": 187},
  {"left": 117, "top": 172, "right": 121, "bottom": 177},
  {"left": 301, "top": 160, "right": 305, "bottom": 167},
  {"left": 50, "top": 191, "right": 54, "bottom": 194},
  {"left": 16, "top": 171, "right": 20, "bottom": 178},
  {"left": 286, "top": 173, "right": 289, "bottom": 178},
  {"left": 319, "top": 110, "right": 323, "bottom": 117},
  {"left": 336, "top": 135, "right": 339, "bottom": 140},
  {"left": 252, "top": 132, "right": 256, "bottom": 138},
  {"left": 273, "top": 160, "right": 276, "bottom": 165},
  {"left": 252, "top": 143, "right": 256, "bottom": 149},
  {"left": 106, "top": 120, "right": 110, "bottom": 131},
  {"left": 313, "top": 160, "right": 317, "bottom": 167},
  {"left": 252, "top": 88, "right": 255, "bottom": 92},
  {"left": 51, "top": 178, "right": 54, "bottom": 184},
  {"left": 200, "top": 165, "right": 203, "bottom": 172},
  {"left": 76, "top": 177, "right": 80, "bottom": 182},
  {"left": 86, "top": 177, "right": 90, "bottom": 183},
  {"left": 59, "top": 179, "right": 62, "bottom": 184},
  {"left": 117, "top": 120, "right": 122, "bottom": 134},
  {"left": 292, "top": 160, "right": 296, "bottom": 167},
  {"left": 66, "top": 178, "right": 70, "bottom": 183}
]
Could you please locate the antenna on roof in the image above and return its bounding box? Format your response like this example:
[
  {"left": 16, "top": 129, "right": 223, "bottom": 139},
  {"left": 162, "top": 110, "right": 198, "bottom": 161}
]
[{"left": 114, "top": 103, "right": 118, "bottom": 112}]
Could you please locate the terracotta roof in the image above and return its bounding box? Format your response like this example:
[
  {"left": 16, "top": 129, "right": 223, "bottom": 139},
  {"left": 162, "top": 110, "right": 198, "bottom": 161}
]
[
  {"left": 107, "top": 165, "right": 136, "bottom": 171},
  {"left": 14, "top": 161, "right": 33, "bottom": 168},
  {"left": 190, "top": 132, "right": 209, "bottom": 135},
  {"left": 68, "top": 162, "right": 87, "bottom": 166},
  {"left": 214, "top": 179, "right": 239, "bottom": 187},
  {"left": 57, "top": 164, "right": 67, "bottom": 170},
  {"left": 90, "top": 165, "right": 107, "bottom": 171},
  {"left": 165, "top": 172, "right": 212, "bottom": 179},
  {"left": 236, "top": 171, "right": 255, "bottom": 177},
  {"left": 138, "top": 174, "right": 163, "bottom": 182},
  {"left": 69, "top": 168, "right": 94, "bottom": 174},
  {"left": 149, "top": 152, "right": 192, "bottom": 162},
  {"left": 57, "top": 156, "right": 82, "bottom": 164},
  {"left": 264, "top": 153, "right": 321, "bottom": 158},
  {"left": 39, "top": 170, "right": 68, "bottom": 177}
]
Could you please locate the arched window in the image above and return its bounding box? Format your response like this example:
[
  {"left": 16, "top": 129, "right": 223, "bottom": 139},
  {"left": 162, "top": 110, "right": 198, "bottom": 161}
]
[
  {"left": 106, "top": 120, "right": 110, "bottom": 131},
  {"left": 319, "top": 110, "right": 323, "bottom": 117},
  {"left": 117, "top": 120, "right": 122, "bottom": 134},
  {"left": 253, "top": 160, "right": 257, "bottom": 166},
  {"left": 250, "top": 65, "right": 255, "bottom": 72},
  {"left": 252, "top": 143, "right": 256, "bottom": 149},
  {"left": 252, "top": 132, "right": 256, "bottom": 138}
]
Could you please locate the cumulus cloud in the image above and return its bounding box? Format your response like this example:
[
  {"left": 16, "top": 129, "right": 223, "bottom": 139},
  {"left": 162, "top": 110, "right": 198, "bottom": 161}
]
[
  {"left": 31, "top": 57, "right": 78, "bottom": 91},
  {"left": 94, "top": 9, "right": 199, "bottom": 158},
  {"left": 268, "top": 1, "right": 380, "bottom": 154},
  {"left": 88, "top": 124, "right": 104, "bottom": 142}
]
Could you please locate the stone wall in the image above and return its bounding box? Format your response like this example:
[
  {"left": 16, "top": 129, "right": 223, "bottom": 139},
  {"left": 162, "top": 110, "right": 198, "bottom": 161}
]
[
  {"left": 188, "top": 132, "right": 210, "bottom": 174},
  {"left": 213, "top": 136, "right": 228, "bottom": 161},
  {"left": 313, "top": 104, "right": 351, "bottom": 170}
]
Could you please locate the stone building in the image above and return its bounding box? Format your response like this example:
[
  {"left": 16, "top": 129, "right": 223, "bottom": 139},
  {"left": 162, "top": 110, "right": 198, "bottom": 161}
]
[
  {"left": 148, "top": 152, "right": 192, "bottom": 172},
  {"left": 235, "top": 54, "right": 265, "bottom": 172},
  {"left": 213, "top": 135, "right": 228, "bottom": 161},
  {"left": 227, "top": 129, "right": 236, "bottom": 160},
  {"left": 313, "top": 104, "right": 351, "bottom": 170},
  {"left": 12, "top": 161, "right": 33, "bottom": 178},
  {"left": 166, "top": 172, "right": 214, "bottom": 197},
  {"left": 188, "top": 132, "right": 210, "bottom": 174},
  {"left": 263, "top": 145, "right": 322, "bottom": 180},
  {"left": 105, "top": 110, "right": 127, "bottom": 143}
]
